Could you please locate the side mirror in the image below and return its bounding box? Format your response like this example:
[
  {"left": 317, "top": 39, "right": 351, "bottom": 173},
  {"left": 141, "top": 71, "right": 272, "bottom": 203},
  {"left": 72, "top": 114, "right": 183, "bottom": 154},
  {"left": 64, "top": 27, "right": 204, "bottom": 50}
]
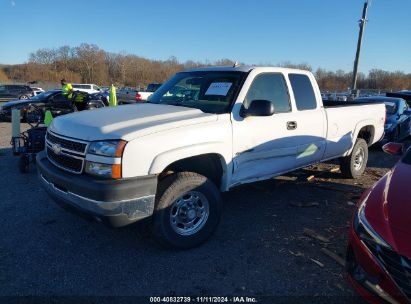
[
  {"left": 382, "top": 142, "right": 403, "bottom": 155},
  {"left": 240, "top": 100, "right": 274, "bottom": 117}
]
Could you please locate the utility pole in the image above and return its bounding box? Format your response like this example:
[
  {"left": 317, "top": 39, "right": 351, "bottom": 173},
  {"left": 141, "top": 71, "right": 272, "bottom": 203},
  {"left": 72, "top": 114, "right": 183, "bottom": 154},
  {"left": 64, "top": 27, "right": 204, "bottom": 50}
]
[{"left": 351, "top": 0, "right": 369, "bottom": 96}]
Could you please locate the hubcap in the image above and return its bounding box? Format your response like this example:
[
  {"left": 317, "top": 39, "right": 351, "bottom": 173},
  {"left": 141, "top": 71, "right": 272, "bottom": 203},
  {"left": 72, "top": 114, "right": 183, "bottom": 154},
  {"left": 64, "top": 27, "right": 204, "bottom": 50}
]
[
  {"left": 353, "top": 147, "right": 365, "bottom": 171},
  {"left": 169, "top": 191, "right": 209, "bottom": 236}
]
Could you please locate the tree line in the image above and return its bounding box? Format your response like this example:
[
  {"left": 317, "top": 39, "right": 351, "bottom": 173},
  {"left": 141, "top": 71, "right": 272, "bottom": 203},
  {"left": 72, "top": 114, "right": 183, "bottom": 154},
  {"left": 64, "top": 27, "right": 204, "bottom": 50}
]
[{"left": 1, "top": 43, "right": 410, "bottom": 92}]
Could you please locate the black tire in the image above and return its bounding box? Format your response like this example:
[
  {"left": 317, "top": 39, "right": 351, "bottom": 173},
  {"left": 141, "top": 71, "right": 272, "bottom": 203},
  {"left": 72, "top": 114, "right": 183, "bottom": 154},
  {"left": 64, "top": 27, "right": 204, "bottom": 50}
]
[
  {"left": 339, "top": 138, "right": 368, "bottom": 179},
  {"left": 18, "top": 155, "right": 29, "bottom": 173},
  {"left": 152, "top": 172, "right": 222, "bottom": 249},
  {"left": 19, "top": 95, "right": 30, "bottom": 100}
]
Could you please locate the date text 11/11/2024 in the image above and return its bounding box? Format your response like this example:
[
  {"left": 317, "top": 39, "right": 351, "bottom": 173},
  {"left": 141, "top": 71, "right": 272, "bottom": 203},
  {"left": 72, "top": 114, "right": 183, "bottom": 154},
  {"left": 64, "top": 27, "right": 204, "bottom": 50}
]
[{"left": 149, "top": 296, "right": 258, "bottom": 303}]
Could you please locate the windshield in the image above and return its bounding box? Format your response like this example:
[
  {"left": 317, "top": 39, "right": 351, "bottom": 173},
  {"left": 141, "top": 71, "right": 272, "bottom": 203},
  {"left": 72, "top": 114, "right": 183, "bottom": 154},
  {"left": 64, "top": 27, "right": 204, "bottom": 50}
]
[
  {"left": 31, "top": 91, "right": 56, "bottom": 100},
  {"left": 149, "top": 71, "right": 247, "bottom": 114},
  {"left": 384, "top": 101, "right": 397, "bottom": 115}
]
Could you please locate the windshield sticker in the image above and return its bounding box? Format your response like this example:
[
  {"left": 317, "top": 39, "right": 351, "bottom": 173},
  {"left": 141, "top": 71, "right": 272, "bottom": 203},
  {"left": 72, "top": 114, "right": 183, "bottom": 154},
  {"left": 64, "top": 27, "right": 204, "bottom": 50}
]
[{"left": 205, "top": 82, "right": 232, "bottom": 96}]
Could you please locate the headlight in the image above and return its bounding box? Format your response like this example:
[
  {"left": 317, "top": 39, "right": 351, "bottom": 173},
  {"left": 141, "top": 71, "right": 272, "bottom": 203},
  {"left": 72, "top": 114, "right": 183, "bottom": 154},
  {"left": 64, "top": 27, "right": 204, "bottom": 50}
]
[
  {"left": 384, "top": 124, "right": 393, "bottom": 130},
  {"left": 88, "top": 140, "right": 127, "bottom": 157},
  {"left": 354, "top": 197, "right": 391, "bottom": 249},
  {"left": 85, "top": 161, "right": 122, "bottom": 179}
]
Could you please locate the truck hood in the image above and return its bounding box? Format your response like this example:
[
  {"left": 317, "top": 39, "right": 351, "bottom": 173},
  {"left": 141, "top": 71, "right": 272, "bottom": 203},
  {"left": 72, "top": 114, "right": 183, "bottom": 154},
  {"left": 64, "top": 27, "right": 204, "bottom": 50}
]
[{"left": 49, "top": 103, "right": 217, "bottom": 141}]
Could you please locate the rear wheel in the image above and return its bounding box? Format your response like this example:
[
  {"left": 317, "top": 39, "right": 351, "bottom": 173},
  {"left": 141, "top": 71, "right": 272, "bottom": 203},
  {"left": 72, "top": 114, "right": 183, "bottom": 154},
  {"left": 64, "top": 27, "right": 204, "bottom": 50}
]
[
  {"left": 19, "top": 95, "right": 30, "bottom": 100},
  {"left": 339, "top": 138, "right": 368, "bottom": 179},
  {"left": 152, "top": 172, "right": 222, "bottom": 249}
]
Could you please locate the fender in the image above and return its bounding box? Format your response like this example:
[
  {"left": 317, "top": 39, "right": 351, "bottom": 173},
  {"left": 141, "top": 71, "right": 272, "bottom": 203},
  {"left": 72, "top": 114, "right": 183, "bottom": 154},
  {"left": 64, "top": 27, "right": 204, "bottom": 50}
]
[{"left": 148, "top": 142, "right": 230, "bottom": 190}]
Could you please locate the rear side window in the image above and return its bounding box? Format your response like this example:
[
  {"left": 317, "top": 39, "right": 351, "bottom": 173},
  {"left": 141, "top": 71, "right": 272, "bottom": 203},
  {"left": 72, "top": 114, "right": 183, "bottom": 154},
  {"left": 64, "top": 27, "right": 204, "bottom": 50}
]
[
  {"left": 245, "top": 73, "right": 291, "bottom": 113},
  {"left": 289, "top": 74, "right": 317, "bottom": 110},
  {"left": 147, "top": 83, "right": 161, "bottom": 92}
]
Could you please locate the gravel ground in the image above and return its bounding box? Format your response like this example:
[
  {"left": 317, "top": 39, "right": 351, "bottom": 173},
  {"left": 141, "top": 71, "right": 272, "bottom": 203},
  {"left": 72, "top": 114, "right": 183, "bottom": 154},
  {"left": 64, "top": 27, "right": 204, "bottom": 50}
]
[{"left": 0, "top": 121, "right": 403, "bottom": 303}]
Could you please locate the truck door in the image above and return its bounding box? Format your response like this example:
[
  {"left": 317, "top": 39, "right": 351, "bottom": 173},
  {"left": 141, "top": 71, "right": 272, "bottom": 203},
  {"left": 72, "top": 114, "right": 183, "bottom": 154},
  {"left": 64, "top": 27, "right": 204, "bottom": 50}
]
[
  {"left": 287, "top": 73, "right": 327, "bottom": 168},
  {"left": 231, "top": 72, "right": 300, "bottom": 185}
]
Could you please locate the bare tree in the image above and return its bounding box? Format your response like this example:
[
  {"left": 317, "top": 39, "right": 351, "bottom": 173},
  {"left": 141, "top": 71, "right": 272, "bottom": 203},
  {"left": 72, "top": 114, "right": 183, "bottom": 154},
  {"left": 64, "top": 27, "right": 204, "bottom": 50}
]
[{"left": 4, "top": 44, "right": 411, "bottom": 92}]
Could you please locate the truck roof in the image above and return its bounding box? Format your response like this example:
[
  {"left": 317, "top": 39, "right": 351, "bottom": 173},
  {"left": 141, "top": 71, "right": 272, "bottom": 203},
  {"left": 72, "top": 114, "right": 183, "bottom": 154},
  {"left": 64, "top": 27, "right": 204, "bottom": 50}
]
[{"left": 182, "top": 66, "right": 309, "bottom": 74}]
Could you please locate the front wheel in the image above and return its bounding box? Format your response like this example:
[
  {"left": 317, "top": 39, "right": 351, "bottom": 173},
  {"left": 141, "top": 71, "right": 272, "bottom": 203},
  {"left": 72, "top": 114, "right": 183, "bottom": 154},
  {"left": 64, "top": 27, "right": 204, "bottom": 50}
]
[
  {"left": 339, "top": 138, "right": 368, "bottom": 179},
  {"left": 152, "top": 172, "right": 222, "bottom": 249}
]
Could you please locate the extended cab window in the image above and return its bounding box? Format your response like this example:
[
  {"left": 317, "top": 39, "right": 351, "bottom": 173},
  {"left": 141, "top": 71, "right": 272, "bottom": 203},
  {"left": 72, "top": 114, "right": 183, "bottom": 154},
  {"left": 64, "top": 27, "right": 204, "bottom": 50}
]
[
  {"left": 289, "top": 74, "right": 317, "bottom": 110},
  {"left": 245, "top": 73, "right": 291, "bottom": 113}
]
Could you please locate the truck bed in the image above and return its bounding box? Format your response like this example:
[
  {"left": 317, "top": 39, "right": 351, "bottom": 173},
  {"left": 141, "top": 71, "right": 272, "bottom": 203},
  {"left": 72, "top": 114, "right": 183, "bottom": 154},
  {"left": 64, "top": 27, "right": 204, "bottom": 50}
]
[{"left": 323, "top": 100, "right": 383, "bottom": 107}]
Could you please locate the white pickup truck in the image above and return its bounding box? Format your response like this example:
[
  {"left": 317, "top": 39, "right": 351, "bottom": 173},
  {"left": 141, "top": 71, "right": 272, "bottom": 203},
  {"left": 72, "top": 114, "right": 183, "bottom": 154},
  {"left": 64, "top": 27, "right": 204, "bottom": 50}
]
[
  {"left": 135, "top": 83, "right": 162, "bottom": 102},
  {"left": 37, "top": 66, "right": 385, "bottom": 249}
]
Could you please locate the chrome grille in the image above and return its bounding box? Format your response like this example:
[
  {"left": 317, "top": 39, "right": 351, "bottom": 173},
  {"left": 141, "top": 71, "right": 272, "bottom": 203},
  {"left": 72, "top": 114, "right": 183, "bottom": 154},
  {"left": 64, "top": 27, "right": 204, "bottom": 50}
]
[
  {"left": 45, "top": 131, "right": 87, "bottom": 174},
  {"left": 363, "top": 238, "right": 411, "bottom": 300},
  {"left": 47, "top": 147, "right": 83, "bottom": 173},
  {"left": 46, "top": 131, "right": 87, "bottom": 154}
]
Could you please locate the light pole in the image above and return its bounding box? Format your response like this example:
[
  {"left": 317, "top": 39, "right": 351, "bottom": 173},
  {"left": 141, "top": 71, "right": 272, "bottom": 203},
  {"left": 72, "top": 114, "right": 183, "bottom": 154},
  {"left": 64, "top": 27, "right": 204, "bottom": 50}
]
[{"left": 351, "top": 0, "right": 370, "bottom": 96}]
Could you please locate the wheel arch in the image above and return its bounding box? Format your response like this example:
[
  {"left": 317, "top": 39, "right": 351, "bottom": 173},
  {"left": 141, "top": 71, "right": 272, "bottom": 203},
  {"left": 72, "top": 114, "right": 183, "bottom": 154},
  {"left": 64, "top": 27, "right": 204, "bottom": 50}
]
[
  {"left": 356, "top": 124, "right": 375, "bottom": 146},
  {"left": 343, "top": 122, "right": 375, "bottom": 157},
  {"left": 150, "top": 150, "right": 228, "bottom": 191}
]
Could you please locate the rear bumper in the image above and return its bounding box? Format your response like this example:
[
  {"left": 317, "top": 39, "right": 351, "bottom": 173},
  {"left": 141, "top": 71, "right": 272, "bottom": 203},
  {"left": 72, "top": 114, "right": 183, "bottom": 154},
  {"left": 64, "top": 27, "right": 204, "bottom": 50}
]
[
  {"left": 346, "top": 226, "right": 409, "bottom": 304},
  {"left": 37, "top": 151, "right": 157, "bottom": 227}
]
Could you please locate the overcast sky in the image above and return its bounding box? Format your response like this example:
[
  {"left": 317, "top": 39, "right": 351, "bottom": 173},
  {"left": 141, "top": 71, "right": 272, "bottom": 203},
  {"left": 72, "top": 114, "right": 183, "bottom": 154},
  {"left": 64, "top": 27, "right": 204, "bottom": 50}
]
[{"left": 0, "top": 0, "right": 410, "bottom": 73}]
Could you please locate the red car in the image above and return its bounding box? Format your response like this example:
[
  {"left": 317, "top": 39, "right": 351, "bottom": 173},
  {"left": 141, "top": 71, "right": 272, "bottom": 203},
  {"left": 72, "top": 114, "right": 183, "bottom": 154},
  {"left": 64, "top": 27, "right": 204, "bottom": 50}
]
[{"left": 346, "top": 142, "right": 411, "bottom": 303}]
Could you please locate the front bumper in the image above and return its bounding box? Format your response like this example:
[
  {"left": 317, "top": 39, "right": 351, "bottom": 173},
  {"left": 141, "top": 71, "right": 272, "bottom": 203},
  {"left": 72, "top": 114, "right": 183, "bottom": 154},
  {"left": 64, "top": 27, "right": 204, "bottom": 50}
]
[
  {"left": 346, "top": 226, "right": 409, "bottom": 304},
  {"left": 37, "top": 151, "right": 157, "bottom": 227}
]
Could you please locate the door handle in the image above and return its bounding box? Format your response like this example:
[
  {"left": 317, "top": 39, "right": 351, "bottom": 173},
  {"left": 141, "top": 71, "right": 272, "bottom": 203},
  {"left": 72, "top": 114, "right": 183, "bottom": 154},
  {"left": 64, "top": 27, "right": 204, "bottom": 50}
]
[{"left": 287, "top": 121, "right": 297, "bottom": 130}]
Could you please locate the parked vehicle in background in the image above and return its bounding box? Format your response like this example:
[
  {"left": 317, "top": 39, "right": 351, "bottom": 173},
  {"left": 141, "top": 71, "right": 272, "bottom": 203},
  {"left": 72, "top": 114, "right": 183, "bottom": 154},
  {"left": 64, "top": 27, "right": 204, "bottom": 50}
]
[
  {"left": 72, "top": 84, "right": 102, "bottom": 94},
  {"left": 0, "top": 90, "right": 107, "bottom": 122},
  {"left": 325, "top": 92, "right": 349, "bottom": 102},
  {"left": 31, "top": 87, "right": 45, "bottom": 96},
  {"left": 117, "top": 87, "right": 138, "bottom": 104},
  {"left": 347, "top": 142, "right": 411, "bottom": 304},
  {"left": 387, "top": 91, "right": 411, "bottom": 106},
  {"left": 146, "top": 83, "right": 162, "bottom": 92},
  {"left": 37, "top": 66, "right": 385, "bottom": 249},
  {"left": 135, "top": 83, "right": 162, "bottom": 102},
  {"left": 355, "top": 96, "right": 411, "bottom": 143},
  {"left": 0, "top": 84, "right": 34, "bottom": 101}
]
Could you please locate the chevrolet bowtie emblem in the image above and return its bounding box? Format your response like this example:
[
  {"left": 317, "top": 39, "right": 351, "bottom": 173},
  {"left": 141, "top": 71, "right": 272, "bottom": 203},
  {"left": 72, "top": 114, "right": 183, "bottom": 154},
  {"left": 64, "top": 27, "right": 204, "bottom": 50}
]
[{"left": 51, "top": 143, "right": 62, "bottom": 155}]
